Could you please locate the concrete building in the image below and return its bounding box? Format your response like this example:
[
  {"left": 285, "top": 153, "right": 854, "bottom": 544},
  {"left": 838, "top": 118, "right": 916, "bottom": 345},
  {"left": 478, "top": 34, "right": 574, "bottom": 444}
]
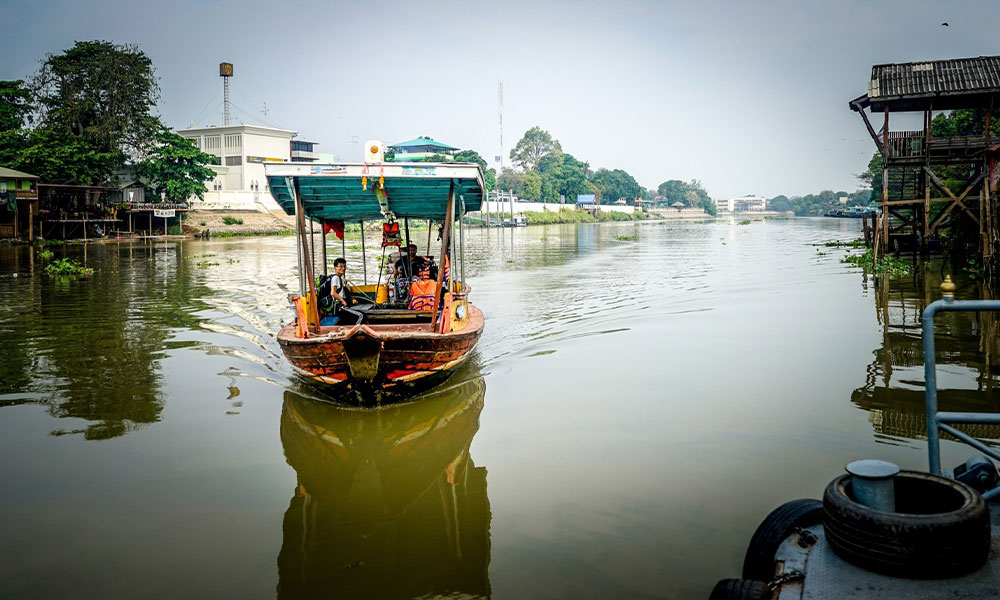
[
  {"left": 717, "top": 195, "right": 767, "bottom": 213},
  {"left": 177, "top": 124, "right": 315, "bottom": 211}
]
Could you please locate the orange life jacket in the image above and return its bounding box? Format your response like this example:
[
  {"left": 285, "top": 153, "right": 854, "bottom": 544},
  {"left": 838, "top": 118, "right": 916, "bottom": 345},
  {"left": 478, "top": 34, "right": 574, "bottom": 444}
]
[
  {"left": 382, "top": 222, "right": 401, "bottom": 247},
  {"left": 408, "top": 278, "right": 437, "bottom": 310}
]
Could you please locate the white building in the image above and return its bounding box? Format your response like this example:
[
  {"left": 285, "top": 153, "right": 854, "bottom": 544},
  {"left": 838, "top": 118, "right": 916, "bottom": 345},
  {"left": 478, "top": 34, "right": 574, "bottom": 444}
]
[
  {"left": 177, "top": 124, "right": 318, "bottom": 211},
  {"left": 717, "top": 195, "right": 767, "bottom": 213}
]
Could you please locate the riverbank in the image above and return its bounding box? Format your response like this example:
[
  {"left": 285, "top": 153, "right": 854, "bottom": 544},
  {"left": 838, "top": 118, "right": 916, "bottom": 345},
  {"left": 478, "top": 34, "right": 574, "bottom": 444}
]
[{"left": 183, "top": 210, "right": 295, "bottom": 237}]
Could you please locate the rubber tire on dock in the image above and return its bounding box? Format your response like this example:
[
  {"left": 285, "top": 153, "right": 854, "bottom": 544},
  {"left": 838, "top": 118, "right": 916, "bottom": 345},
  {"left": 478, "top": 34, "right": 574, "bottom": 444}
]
[
  {"left": 708, "top": 578, "right": 772, "bottom": 600},
  {"left": 741, "top": 499, "right": 822, "bottom": 580},
  {"left": 822, "top": 471, "right": 990, "bottom": 579}
]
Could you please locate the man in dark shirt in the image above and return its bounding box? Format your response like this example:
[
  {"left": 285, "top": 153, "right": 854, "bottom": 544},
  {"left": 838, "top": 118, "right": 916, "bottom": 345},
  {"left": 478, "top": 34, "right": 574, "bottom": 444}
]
[{"left": 394, "top": 243, "right": 427, "bottom": 281}]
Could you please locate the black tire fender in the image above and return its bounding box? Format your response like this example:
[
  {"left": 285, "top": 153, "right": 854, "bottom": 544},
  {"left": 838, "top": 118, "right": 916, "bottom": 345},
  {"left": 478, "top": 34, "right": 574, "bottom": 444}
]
[
  {"left": 741, "top": 498, "right": 822, "bottom": 580},
  {"left": 708, "top": 578, "right": 772, "bottom": 600},
  {"left": 822, "top": 471, "right": 990, "bottom": 579}
]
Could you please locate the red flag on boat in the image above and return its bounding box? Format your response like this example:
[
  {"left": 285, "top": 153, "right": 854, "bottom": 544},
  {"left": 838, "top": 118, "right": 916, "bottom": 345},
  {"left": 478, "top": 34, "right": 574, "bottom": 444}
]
[{"left": 323, "top": 220, "right": 345, "bottom": 240}]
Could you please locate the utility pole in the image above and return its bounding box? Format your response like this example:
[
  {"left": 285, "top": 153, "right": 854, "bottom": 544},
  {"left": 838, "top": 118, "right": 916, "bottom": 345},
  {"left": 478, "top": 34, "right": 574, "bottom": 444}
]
[{"left": 349, "top": 136, "right": 359, "bottom": 161}]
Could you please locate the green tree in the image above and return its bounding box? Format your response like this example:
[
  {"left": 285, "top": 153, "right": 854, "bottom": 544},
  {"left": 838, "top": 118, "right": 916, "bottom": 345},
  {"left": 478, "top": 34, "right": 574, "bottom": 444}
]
[
  {"left": 0, "top": 80, "right": 33, "bottom": 132},
  {"left": 769, "top": 195, "right": 792, "bottom": 212},
  {"left": 509, "top": 126, "right": 561, "bottom": 171},
  {"left": 657, "top": 180, "right": 689, "bottom": 204},
  {"left": 453, "top": 149, "right": 487, "bottom": 168},
  {"left": 6, "top": 128, "right": 122, "bottom": 184},
  {"left": 591, "top": 168, "right": 641, "bottom": 204},
  {"left": 520, "top": 171, "right": 543, "bottom": 201},
  {"left": 33, "top": 40, "right": 160, "bottom": 158},
  {"left": 856, "top": 152, "right": 883, "bottom": 202},
  {"left": 136, "top": 125, "right": 216, "bottom": 202}
]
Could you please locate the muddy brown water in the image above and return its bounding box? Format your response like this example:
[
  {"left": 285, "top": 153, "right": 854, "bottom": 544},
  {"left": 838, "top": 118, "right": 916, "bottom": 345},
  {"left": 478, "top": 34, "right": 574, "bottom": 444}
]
[{"left": 1, "top": 218, "right": 997, "bottom": 599}]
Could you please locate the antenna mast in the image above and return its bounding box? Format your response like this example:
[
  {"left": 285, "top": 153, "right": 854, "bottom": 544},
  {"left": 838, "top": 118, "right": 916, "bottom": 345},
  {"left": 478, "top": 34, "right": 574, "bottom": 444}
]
[
  {"left": 220, "top": 62, "right": 234, "bottom": 125},
  {"left": 498, "top": 80, "right": 504, "bottom": 173}
]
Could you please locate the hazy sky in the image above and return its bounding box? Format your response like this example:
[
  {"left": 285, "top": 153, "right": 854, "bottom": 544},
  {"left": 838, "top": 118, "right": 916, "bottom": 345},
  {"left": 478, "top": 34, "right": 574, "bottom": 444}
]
[{"left": 4, "top": 0, "right": 998, "bottom": 198}]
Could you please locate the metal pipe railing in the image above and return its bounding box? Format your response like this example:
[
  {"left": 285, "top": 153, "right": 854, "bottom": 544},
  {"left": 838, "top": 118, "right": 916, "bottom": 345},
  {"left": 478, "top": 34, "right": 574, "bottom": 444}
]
[{"left": 922, "top": 286, "right": 1000, "bottom": 499}]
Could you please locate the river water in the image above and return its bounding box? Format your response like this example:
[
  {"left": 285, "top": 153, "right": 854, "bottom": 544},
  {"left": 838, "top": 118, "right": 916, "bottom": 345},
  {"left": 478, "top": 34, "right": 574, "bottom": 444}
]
[{"left": 1, "top": 217, "right": 998, "bottom": 599}]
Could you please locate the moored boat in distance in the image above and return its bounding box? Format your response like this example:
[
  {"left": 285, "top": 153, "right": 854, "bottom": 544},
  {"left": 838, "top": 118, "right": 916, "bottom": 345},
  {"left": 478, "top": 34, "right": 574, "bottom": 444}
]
[
  {"left": 265, "top": 141, "right": 486, "bottom": 405},
  {"left": 825, "top": 205, "right": 880, "bottom": 218}
]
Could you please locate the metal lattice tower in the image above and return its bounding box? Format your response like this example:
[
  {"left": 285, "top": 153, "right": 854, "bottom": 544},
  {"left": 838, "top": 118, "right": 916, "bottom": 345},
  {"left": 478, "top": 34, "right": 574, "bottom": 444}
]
[
  {"left": 223, "top": 77, "right": 231, "bottom": 125},
  {"left": 220, "top": 62, "right": 234, "bottom": 126}
]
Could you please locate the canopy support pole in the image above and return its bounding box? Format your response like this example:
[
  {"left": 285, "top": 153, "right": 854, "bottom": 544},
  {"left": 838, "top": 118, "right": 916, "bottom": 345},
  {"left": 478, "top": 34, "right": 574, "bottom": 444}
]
[
  {"left": 360, "top": 220, "right": 367, "bottom": 284},
  {"left": 309, "top": 217, "right": 316, "bottom": 277},
  {"left": 288, "top": 177, "right": 304, "bottom": 295},
  {"left": 459, "top": 195, "right": 466, "bottom": 291},
  {"left": 321, "top": 221, "right": 327, "bottom": 275},
  {"left": 404, "top": 217, "right": 412, "bottom": 281},
  {"left": 430, "top": 183, "right": 455, "bottom": 333},
  {"left": 289, "top": 177, "right": 319, "bottom": 331}
]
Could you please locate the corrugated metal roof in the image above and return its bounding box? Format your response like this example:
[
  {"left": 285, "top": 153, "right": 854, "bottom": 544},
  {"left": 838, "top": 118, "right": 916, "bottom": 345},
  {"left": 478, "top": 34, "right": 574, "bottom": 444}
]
[
  {"left": 869, "top": 55, "right": 1000, "bottom": 100},
  {"left": 0, "top": 166, "right": 39, "bottom": 179}
]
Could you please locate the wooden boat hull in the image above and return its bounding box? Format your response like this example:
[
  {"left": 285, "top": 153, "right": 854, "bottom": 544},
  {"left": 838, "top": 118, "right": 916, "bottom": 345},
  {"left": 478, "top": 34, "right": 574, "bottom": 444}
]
[{"left": 277, "top": 305, "right": 484, "bottom": 405}]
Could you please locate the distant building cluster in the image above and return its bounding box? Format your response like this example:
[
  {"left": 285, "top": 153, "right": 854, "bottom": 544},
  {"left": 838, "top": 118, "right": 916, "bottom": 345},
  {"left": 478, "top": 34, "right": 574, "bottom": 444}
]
[{"left": 716, "top": 195, "right": 767, "bottom": 213}]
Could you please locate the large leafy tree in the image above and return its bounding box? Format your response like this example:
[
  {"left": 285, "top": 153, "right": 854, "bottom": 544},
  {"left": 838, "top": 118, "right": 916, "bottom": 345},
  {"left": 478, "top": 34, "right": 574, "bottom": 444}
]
[
  {"left": 591, "top": 168, "right": 642, "bottom": 203},
  {"left": 657, "top": 179, "right": 716, "bottom": 215},
  {"left": 34, "top": 40, "right": 160, "bottom": 156},
  {"left": 509, "top": 126, "right": 561, "bottom": 171},
  {"left": 136, "top": 126, "right": 216, "bottom": 202}
]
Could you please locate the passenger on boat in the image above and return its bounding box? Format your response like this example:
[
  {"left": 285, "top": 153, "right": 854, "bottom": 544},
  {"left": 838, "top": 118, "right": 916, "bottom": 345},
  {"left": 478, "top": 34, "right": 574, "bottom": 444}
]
[
  {"left": 408, "top": 264, "right": 437, "bottom": 310},
  {"left": 328, "top": 258, "right": 365, "bottom": 325},
  {"left": 394, "top": 243, "right": 427, "bottom": 281}
]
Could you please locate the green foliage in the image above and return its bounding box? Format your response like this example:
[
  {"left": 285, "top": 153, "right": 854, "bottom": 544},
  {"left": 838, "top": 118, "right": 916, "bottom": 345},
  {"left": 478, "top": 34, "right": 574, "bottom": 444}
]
[
  {"left": 1, "top": 41, "right": 160, "bottom": 185},
  {"left": 0, "top": 80, "right": 33, "bottom": 132},
  {"left": 384, "top": 147, "right": 396, "bottom": 162},
  {"left": 774, "top": 189, "right": 871, "bottom": 216},
  {"left": 657, "top": 179, "right": 716, "bottom": 215},
  {"left": 843, "top": 249, "right": 912, "bottom": 276},
  {"left": 196, "top": 261, "right": 220, "bottom": 267},
  {"left": 738, "top": 220, "right": 752, "bottom": 225},
  {"left": 168, "top": 224, "right": 182, "bottom": 235},
  {"left": 856, "top": 153, "right": 883, "bottom": 203},
  {"left": 823, "top": 238, "right": 865, "bottom": 248},
  {"left": 34, "top": 40, "right": 160, "bottom": 156},
  {"left": 222, "top": 216, "right": 243, "bottom": 225},
  {"left": 45, "top": 257, "right": 93, "bottom": 277},
  {"left": 136, "top": 125, "right": 216, "bottom": 202},
  {"left": 616, "top": 235, "right": 637, "bottom": 241},
  {"left": 1, "top": 127, "right": 123, "bottom": 184},
  {"left": 36, "top": 248, "right": 54, "bottom": 260},
  {"left": 524, "top": 208, "right": 595, "bottom": 224},
  {"left": 509, "top": 126, "right": 561, "bottom": 170},
  {"left": 591, "top": 168, "right": 641, "bottom": 204}
]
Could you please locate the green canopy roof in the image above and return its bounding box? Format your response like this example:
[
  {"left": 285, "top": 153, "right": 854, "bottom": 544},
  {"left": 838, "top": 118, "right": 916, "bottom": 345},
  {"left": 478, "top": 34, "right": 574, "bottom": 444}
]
[
  {"left": 265, "top": 162, "right": 484, "bottom": 222},
  {"left": 389, "top": 137, "right": 459, "bottom": 151}
]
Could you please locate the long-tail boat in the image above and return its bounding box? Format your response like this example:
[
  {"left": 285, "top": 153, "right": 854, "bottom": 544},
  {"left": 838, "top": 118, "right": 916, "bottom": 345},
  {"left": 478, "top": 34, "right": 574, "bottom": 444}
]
[{"left": 264, "top": 141, "right": 485, "bottom": 405}]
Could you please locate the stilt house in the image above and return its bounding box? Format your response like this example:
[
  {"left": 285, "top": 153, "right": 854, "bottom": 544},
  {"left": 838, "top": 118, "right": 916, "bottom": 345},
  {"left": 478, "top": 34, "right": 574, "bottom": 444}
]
[{"left": 850, "top": 55, "right": 1000, "bottom": 261}]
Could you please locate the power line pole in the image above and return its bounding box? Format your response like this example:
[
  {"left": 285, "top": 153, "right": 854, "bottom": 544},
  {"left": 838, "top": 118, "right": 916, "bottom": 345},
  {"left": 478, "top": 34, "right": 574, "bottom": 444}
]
[{"left": 349, "top": 136, "right": 359, "bottom": 161}]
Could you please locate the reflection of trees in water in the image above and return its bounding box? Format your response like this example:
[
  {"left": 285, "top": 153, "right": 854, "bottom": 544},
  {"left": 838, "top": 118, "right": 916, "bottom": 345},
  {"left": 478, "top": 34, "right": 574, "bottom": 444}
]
[
  {"left": 277, "top": 378, "right": 490, "bottom": 599},
  {"left": 854, "top": 269, "right": 1000, "bottom": 443},
  {"left": 0, "top": 243, "right": 211, "bottom": 439}
]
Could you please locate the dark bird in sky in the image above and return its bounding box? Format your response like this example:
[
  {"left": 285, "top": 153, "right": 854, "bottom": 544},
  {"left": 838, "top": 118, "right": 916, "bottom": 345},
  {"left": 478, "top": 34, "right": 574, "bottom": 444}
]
[{"left": 941, "top": 22, "right": 949, "bottom": 26}]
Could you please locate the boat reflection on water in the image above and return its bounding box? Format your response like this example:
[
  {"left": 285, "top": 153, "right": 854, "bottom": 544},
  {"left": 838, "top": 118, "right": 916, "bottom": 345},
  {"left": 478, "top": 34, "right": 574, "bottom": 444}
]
[
  {"left": 277, "top": 377, "right": 490, "bottom": 599},
  {"left": 853, "top": 270, "right": 1000, "bottom": 443}
]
